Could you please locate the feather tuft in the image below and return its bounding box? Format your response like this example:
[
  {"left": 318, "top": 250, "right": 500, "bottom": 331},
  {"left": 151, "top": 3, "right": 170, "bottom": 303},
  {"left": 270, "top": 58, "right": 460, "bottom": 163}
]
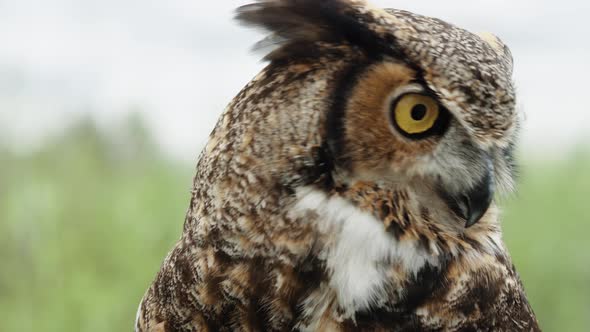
[{"left": 235, "top": 0, "right": 391, "bottom": 61}]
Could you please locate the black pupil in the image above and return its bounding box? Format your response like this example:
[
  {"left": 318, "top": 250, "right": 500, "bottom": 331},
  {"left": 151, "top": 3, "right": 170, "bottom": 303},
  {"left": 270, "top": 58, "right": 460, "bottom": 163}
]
[{"left": 411, "top": 104, "right": 428, "bottom": 121}]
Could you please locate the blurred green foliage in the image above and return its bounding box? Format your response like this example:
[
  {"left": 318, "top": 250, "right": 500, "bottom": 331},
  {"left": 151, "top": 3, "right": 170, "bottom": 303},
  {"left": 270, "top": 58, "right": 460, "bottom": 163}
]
[
  {"left": 503, "top": 149, "right": 590, "bottom": 331},
  {"left": 0, "top": 118, "right": 588, "bottom": 331},
  {"left": 0, "top": 117, "right": 191, "bottom": 331}
]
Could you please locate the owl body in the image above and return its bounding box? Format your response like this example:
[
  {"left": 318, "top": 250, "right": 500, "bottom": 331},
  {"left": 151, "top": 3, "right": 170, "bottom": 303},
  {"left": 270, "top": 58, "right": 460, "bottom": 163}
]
[{"left": 136, "top": 1, "right": 539, "bottom": 331}]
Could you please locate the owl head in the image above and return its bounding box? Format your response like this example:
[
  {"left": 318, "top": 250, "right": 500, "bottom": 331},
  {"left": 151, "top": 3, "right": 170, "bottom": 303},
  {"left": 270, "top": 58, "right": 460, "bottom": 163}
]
[{"left": 234, "top": 0, "right": 518, "bottom": 229}]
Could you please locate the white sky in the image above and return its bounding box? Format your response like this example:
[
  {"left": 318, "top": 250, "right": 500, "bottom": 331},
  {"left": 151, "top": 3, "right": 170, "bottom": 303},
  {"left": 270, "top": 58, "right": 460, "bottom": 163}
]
[{"left": 1, "top": 0, "right": 589, "bottom": 161}]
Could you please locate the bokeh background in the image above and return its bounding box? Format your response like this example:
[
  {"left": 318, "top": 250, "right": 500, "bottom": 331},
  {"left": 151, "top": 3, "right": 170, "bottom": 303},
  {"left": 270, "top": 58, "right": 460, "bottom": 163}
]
[{"left": 1, "top": 0, "right": 589, "bottom": 331}]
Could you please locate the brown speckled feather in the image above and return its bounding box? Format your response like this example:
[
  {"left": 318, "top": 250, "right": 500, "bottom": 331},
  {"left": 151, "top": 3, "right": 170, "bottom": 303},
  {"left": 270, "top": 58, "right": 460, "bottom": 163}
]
[{"left": 136, "top": 1, "right": 539, "bottom": 331}]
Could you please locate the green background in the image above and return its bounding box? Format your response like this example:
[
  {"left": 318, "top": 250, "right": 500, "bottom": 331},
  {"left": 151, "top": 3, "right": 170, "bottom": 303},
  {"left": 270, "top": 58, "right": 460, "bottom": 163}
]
[{"left": 1, "top": 117, "right": 588, "bottom": 331}]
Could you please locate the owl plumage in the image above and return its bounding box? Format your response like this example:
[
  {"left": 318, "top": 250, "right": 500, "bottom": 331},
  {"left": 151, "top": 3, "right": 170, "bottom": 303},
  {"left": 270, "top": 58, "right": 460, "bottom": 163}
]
[{"left": 136, "top": 0, "right": 539, "bottom": 331}]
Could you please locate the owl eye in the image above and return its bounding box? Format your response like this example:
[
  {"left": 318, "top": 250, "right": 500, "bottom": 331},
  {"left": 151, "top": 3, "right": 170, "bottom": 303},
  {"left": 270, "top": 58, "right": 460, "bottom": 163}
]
[{"left": 391, "top": 93, "right": 446, "bottom": 138}]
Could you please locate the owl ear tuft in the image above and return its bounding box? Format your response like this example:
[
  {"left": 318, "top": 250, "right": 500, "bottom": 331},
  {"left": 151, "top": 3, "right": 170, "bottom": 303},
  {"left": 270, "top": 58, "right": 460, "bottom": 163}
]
[
  {"left": 236, "top": 0, "right": 389, "bottom": 61},
  {"left": 476, "top": 32, "right": 514, "bottom": 76}
]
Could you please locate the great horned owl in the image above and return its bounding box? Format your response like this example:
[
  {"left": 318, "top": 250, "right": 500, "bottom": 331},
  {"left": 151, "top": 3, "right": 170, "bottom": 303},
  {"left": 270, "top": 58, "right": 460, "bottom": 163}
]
[{"left": 136, "top": 0, "right": 540, "bottom": 331}]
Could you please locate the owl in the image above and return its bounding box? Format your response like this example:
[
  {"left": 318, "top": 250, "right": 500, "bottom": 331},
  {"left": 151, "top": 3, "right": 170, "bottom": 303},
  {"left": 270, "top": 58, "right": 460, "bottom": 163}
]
[{"left": 136, "top": 0, "right": 540, "bottom": 331}]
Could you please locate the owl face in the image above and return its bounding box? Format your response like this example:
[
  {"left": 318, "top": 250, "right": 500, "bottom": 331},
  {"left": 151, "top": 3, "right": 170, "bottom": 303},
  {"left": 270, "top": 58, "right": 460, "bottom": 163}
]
[
  {"left": 238, "top": 0, "right": 519, "bottom": 228},
  {"left": 330, "top": 59, "right": 516, "bottom": 228}
]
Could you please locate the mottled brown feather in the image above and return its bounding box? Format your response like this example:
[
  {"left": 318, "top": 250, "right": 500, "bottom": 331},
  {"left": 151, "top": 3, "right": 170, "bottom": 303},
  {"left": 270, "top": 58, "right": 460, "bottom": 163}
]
[{"left": 136, "top": 1, "right": 539, "bottom": 331}]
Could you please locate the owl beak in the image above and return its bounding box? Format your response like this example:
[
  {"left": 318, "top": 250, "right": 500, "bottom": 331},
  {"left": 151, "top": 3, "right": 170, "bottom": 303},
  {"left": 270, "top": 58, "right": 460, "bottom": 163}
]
[
  {"left": 461, "top": 169, "right": 495, "bottom": 228},
  {"left": 439, "top": 157, "right": 495, "bottom": 228}
]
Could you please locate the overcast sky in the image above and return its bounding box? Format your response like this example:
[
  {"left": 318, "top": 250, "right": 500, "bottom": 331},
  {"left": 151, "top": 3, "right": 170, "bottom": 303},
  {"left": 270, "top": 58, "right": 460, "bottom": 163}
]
[{"left": 1, "top": 0, "right": 589, "bottom": 160}]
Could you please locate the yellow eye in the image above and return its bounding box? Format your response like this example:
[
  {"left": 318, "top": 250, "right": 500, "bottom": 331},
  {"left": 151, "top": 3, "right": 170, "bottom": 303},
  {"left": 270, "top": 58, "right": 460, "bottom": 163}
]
[{"left": 392, "top": 94, "right": 440, "bottom": 136}]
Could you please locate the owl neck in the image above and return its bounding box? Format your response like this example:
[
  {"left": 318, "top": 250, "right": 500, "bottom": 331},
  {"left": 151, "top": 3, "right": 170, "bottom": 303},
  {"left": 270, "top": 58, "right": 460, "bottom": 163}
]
[{"left": 289, "top": 183, "right": 506, "bottom": 322}]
